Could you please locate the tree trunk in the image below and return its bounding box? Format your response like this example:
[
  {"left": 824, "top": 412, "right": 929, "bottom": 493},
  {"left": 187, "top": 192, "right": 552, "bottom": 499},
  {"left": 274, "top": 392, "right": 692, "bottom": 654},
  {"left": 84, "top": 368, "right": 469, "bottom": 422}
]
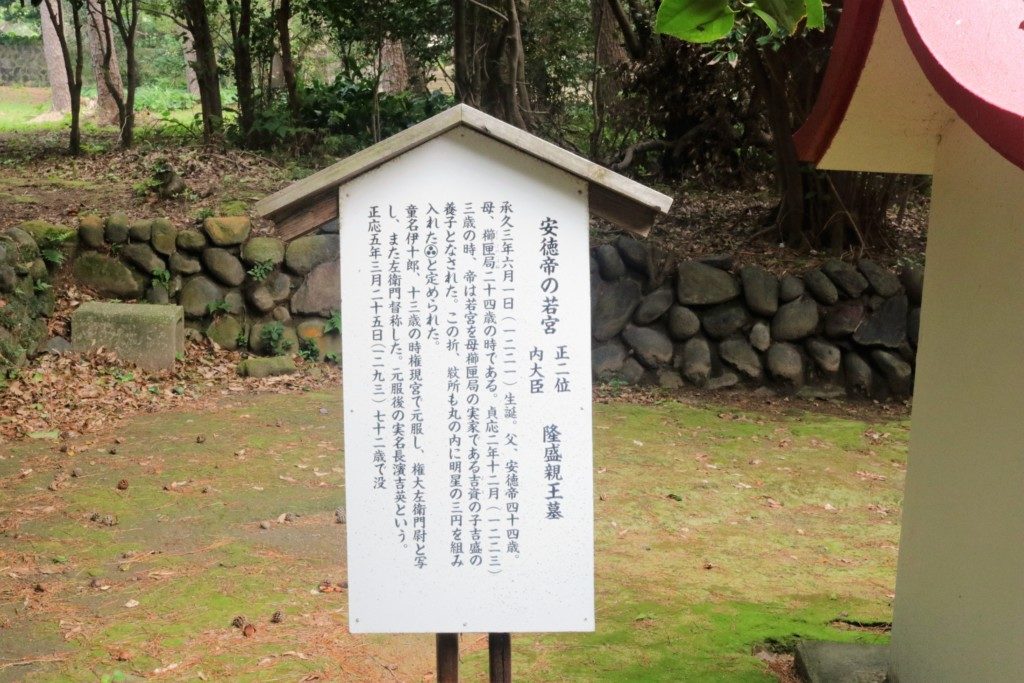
[
  {"left": 274, "top": 0, "right": 299, "bottom": 118},
  {"left": 750, "top": 47, "right": 808, "bottom": 250},
  {"left": 116, "top": 0, "right": 140, "bottom": 148},
  {"left": 452, "top": 0, "right": 474, "bottom": 104},
  {"left": 593, "top": 1, "right": 628, "bottom": 101},
  {"left": 39, "top": 2, "right": 71, "bottom": 112},
  {"left": 227, "top": 0, "right": 255, "bottom": 145},
  {"left": 377, "top": 39, "right": 409, "bottom": 94},
  {"left": 590, "top": 0, "right": 629, "bottom": 157},
  {"left": 85, "top": 0, "right": 123, "bottom": 126},
  {"left": 180, "top": 0, "right": 222, "bottom": 142},
  {"left": 41, "top": 0, "right": 85, "bottom": 155},
  {"left": 181, "top": 31, "right": 200, "bottom": 97},
  {"left": 457, "top": 0, "right": 533, "bottom": 128}
]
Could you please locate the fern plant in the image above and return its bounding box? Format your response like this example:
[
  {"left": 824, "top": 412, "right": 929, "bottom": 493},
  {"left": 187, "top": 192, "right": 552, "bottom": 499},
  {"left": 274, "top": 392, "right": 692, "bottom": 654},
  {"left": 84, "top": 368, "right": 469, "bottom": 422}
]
[
  {"left": 324, "top": 310, "right": 341, "bottom": 334},
  {"left": 260, "top": 322, "right": 292, "bottom": 356},
  {"left": 37, "top": 228, "right": 75, "bottom": 265},
  {"left": 246, "top": 260, "right": 274, "bottom": 282},
  {"left": 298, "top": 338, "right": 320, "bottom": 362},
  {"left": 207, "top": 300, "right": 231, "bottom": 315},
  {"left": 151, "top": 268, "right": 171, "bottom": 290}
]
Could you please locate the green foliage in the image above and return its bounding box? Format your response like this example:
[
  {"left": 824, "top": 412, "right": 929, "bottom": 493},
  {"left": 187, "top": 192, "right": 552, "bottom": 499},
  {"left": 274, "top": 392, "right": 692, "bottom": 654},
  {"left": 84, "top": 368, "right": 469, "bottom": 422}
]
[
  {"left": 108, "top": 368, "right": 135, "bottom": 383},
  {"left": 35, "top": 227, "right": 75, "bottom": 265},
  {"left": 151, "top": 268, "right": 171, "bottom": 290},
  {"left": 32, "top": 280, "right": 51, "bottom": 294},
  {"left": 249, "top": 77, "right": 453, "bottom": 153},
  {"left": 323, "top": 311, "right": 341, "bottom": 335},
  {"left": 655, "top": 0, "right": 737, "bottom": 43},
  {"left": 236, "top": 329, "right": 249, "bottom": 349},
  {"left": 246, "top": 260, "right": 274, "bottom": 282},
  {"left": 298, "top": 338, "right": 320, "bottom": 363},
  {"left": 324, "top": 352, "right": 340, "bottom": 365},
  {"left": 656, "top": 0, "right": 824, "bottom": 42},
  {"left": 260, "top": 322, "right": 292, "bottom": 356},
  {"left": 298, "top": 0, "right": 451, "bottom": 87},
  {"left": 0, "top": 2, "right": 40, "bottom": 40},
  {"left": 207, "top": 300, "right": 231, "bottom": 315}
]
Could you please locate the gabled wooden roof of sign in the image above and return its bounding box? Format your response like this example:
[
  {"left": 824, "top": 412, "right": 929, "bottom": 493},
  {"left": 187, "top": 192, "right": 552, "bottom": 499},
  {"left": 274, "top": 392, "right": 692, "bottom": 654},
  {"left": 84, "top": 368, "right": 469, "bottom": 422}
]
[{"left": 254, "top": 104, "right": 673, "bottom": 239}]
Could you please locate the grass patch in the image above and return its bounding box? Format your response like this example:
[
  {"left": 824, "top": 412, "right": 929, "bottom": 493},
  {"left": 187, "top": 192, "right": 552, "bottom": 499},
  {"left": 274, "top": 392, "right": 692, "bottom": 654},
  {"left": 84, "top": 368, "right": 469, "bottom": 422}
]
[{"left": 0, "top": 391, "right": 906, "bottom": 680}]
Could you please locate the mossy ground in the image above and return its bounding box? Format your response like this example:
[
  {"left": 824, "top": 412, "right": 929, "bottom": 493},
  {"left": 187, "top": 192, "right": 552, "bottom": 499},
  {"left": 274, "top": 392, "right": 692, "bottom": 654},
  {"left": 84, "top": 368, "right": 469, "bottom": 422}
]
[{"left": 0, "top": 390, "right": 906, "bottom": 681}]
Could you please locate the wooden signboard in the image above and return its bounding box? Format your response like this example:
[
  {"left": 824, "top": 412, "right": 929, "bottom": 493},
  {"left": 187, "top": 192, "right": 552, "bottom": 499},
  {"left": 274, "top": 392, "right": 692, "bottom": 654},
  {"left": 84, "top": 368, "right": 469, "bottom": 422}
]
[{"left": 340, "top": 128, "right": 595, "bottom": 634}]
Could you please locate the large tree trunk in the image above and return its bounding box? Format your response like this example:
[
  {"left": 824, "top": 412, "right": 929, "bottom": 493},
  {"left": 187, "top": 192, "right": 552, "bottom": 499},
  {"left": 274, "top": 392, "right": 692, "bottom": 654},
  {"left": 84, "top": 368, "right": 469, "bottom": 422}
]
[
  {"left": 452, "top": 0, "right": 474, "bottom": 104},
  {"left": 377, "top": 39, "right": 409, "bottom": 94},
  {"left": 455, "top": 0, "right": 533, "bottom": 128},
  {"left": 85, "top": 0, "right": 123, "bottom": 126},
  {"left": 180, "top": 0, "right": 222, "bottom": 142},
  {"left": 181, "top": 32, "right": 200, "bottom": 96},
  {"left": 590, "top": 0, "right": 630, "bottom": 156},
  {"left": 39, "top": 2, "right": 70, "bottom": 112}
]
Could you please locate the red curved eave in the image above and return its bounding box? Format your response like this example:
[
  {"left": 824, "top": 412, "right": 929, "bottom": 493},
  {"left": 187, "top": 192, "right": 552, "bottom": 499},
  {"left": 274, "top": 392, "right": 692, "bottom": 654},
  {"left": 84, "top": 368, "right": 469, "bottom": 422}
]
[
  {"left": 793, "top": 0, "right": 885, "bottom": 165},
  {"left": 795, "top": 0, "right": 1024, "bottom": 172}
]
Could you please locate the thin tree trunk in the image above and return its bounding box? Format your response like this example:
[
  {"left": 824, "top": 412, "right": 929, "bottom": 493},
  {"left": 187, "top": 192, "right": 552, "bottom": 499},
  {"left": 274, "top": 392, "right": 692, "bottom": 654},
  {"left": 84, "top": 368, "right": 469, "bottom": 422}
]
[
  {"left": 85, "top": 0, "right": 122, "bottom": 126},
  {"left": 750, "top": 47, "right": 808, "bottom": 250},
  {"left": 227, "top": 0, "right": 255, "bottom": 145},
  {"left": 505, "top": 0, "right": 531, "bottom": 129},
  {"left": 180, "top": 0, "right": 222, "bottom": 142},
  {"left": 39, "top": 2, "right": 70, "bottom": 112},
  {"left": 275, "top": 0, "right": 299, "bottom": 118},
  {"left": 42, "top": 0, "right": 85, "bottom": 154},
  {"left": 111, "top": 0, "right": 140, "bottom": 148}
]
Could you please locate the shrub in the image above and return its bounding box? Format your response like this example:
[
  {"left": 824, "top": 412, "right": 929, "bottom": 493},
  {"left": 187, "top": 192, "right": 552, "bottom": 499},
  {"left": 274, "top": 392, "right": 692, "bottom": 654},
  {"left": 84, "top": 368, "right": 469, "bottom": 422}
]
[
  {"left": 298, "top": 338, "right": 320, "bottom": 363},
  {"left": 260, "top": 322, "right": 292, "bottom": 356}
]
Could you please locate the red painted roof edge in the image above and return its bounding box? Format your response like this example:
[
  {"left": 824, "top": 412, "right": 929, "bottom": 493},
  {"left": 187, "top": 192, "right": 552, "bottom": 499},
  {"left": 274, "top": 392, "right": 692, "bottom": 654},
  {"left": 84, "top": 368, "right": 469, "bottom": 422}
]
[
  {"left": 793, "top": 0, "right": 886, "bottom": 164},
  {"left": 890, "top": 0, "right": 1024, "bottom": 171}
]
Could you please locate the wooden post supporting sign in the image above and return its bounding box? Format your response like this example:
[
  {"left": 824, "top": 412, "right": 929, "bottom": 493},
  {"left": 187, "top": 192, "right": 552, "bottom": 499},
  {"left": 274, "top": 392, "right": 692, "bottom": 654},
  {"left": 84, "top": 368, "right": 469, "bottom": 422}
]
[
  {"left": 436, "top": 633, "right": 459, "bottom": 682},
  {"left": 488, "top": 633, "right": 512, "bottom": 683}
]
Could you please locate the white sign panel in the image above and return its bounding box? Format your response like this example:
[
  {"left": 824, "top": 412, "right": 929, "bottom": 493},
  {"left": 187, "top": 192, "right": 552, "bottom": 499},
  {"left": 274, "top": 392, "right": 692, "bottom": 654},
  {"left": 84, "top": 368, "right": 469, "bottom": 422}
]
[{"left": 340, "top": 129, "right": 594, "bottom": 633}]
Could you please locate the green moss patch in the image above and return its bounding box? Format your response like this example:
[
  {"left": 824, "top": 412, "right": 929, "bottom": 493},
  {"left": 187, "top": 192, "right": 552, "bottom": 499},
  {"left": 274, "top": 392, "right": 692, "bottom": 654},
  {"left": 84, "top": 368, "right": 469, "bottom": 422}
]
[{"left": 0, "top": 391, "right": 906, "bottom": 681}]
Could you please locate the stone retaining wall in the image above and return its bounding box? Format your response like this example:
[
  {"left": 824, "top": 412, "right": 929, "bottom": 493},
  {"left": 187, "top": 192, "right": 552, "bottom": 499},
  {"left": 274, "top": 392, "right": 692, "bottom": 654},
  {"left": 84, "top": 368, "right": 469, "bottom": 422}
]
[
  {"left": 591, "top": 237, "right": 921, "bottom": 400},
  {"left": 2, "top": 213, "right": 922, "bottom": 401},
  {"left": 0, "top": 222, "right": 65, "bottom": 370},
  {"left": 70, "top": 214, "right": 341, "bottom": 360},
  {"left": 0, "top": 41, "right": 48, "bottom": 86}
]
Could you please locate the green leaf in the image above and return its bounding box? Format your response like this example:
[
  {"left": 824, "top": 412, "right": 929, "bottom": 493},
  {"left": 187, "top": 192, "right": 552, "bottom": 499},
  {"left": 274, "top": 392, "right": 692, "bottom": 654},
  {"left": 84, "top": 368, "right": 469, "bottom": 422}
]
[
  {"left": 655, "top": 0, "right": 736, "bottom": 43},
  {"left": 750, "top": 0, "right": 824, "bottom": 34},
  {"left": 804, "top": 0, "right": 825, "bottom": 29},
  {"left": 749, "top": 8, "right": 779, "bottom": 33}
]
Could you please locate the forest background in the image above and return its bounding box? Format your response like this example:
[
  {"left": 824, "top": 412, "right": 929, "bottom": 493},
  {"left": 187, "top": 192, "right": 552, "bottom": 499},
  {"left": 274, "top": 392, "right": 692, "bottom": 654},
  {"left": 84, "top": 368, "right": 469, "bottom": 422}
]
[{"left": 0, "top": 0, "right": 929, "bottom": 261}]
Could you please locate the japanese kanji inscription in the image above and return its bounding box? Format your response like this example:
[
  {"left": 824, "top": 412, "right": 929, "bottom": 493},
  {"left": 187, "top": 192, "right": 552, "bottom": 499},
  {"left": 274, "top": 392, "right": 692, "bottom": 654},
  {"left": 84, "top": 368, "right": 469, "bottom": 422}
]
[{"left": 341, "top": 129, "right": 594, "bottom": 633}]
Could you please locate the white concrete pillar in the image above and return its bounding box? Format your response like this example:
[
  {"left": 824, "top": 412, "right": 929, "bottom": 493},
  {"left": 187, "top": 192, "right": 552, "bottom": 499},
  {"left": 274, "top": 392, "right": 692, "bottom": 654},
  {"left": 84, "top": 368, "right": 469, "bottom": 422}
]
[{"left": 891, "top": 118, "right": 1024, "bottom": 681}]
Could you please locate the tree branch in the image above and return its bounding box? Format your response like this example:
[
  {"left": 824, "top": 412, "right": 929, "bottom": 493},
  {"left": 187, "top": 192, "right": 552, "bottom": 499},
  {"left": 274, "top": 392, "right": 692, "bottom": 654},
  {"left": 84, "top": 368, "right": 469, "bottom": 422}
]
[{"left": 605, "top": 0, "right": 643, "bottom": 59}]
